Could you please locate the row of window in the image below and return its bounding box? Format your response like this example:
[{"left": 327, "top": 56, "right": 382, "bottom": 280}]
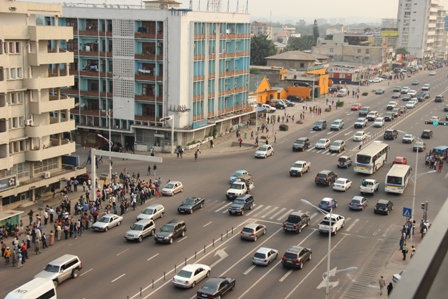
[
  {"left": 0, "top": 92, "right": 24, "bottom": 105},
  {"left": 4, "top": 67, "right": 24, "bottom": 80},
  {"left": 0, "top": 41, "right": 22, "bottom": 55}
]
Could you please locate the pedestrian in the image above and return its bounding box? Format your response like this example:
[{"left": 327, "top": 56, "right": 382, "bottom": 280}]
[
  {"left": 147, "top": 165, "right": 151, "bottom": 176},
  {"left": 42, "top": 233, "right": 48, "bottom": 249},
  {"left": 274, "top": 132, "right": 277, "bottom": 143},
  {"left": 387, "top": 282, "right": 393, "bottom": 296},
  {"left": 49, "top": 207, "right": 54, "bottom": 223},
  {"left": 410, "top": 245, "right": 416, "bottom": 258},
  {"left": 56, "top": 222, "right": 61, "bottom": 241},
  {"left": 239, "top": 137, "right": 242, "bottom": 148},
  {"left": 402, "top": 243, "right": 408, "bottom": 260},
  {"left": 265, "top": 137, "right": 269, "bottom": 144},
  {"left": 379, "top": 276, "right": 386, "bottom": 296},
  {"left": 49, "top": 230, "right": 54, "bottom": 246},
  {"left": 399, "top": 234, "right": 404, "bottom": 251},
  {"left": 27, "top": 209, "right": 33, "bottom": 226},
  {"left": 250, "top": 131, "right": 254, "bottom": 140},
  {"left": 73, "top": 179, "right": 79, "bottom": 192},
  {"left": 153, "top": 164, "right": 157, "bottom": 176},
  {"left": 210, "top": 139, "right": 214, "bottom": 148},
  {"left": 438, "top": 159, "right": 443, "bottom": 172},
  {"left": 255, "top": 136, "right": 258, "bottom": 146},
  {"left": 4, "top": 247, "right": 11, "bottom": 264},
  {"left": 359, "top": 141, "right": 363, "bottom": 150},
  {"left": 44, "top": 209, "right": 48, "bottom": 225}
]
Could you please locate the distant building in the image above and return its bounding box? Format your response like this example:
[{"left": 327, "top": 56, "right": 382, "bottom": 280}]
[
  {"left": 251, "top": 21, "right": 272, "bottom": 39},
  {"left": 317, "top": 18, "right": 328, "bottom": 25},
  {"left": 381, "top": 18, "right": 398, "bottom": 28},
  {"left": 265, "top": 51, "right": 328, "bottom": 71},
  {"left": 326, "top": 25, "right": 345, "bottom": 36},
  {"left": 329, "top": 18, "right": 338, "bottom": 25}
]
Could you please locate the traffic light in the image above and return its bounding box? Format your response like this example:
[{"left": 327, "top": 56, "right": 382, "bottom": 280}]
[
  {"left": 424, "top": 121, "right": 447, "bottom": 126},
  {"left": 421, "top": 203, "right": 426, "bottom": 209}
]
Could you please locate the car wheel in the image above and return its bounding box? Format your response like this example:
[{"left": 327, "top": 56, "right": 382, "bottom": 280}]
[
  {"left": 298, "top": 226, "right": 302, "bottom": 234},
  {"left": 191, "top": 281, "right": 196, "bottom": 288},
  {"left": 117, "top": 221, "right": 121, "bottom": 226},
  {"left": 335, "top": 203, "right": 338, "bottom": 208},
  {"left": 190, "top": 209, "right": 193, "bottom": 214},
  {"left": 181, "top": 230, "right": 185, "bottom": 237},
  {"left": 249, "top": 204, "right": 253, "bottom": 210},
  {"left": 160, "top": 212, "right": 164, "bottom": 218},
  {"left": 53, "top": 280, "right": 58, "bottom": 288},
  {"left": 360, "top": 191, "right": 363, "bottom": 195},
  {"left": 263, "top": 229, "right": 266, "bottom": 235},
  {"left": 309, "top": 254, "right": 312, "bottom": 261},
  {"left": 254, "top": 235, "right": 257, "bottom": 241},
  {"left": 72, "top": 269, "right": 79, "bottom": 278},
  {"left": 138, "top": 236, "right": 143, "bottom": 242},
  {"left": 169, "top": 238, "right": 173, "bottom": 244},
  {"left": 200, "top": 203, "right": 204, "bottom": 209},
  {"left": 387, "top": 210, "right": 390, "bottom": 215},
  {"left": 151, "top": 229, "right": 155, "bottom": 236},
  {"left": 333, "top": 229, "right": 337, "bottom": 236},
  {"left": 299, "top": 172, "right": 303, "bottom": 177},
  {"left": 105, "top": 227, "right": 109, "bottom": 232},
  {"left": 206, "top": 271, "right": 210, "bottom": 277},
  {"left": 228, "top": 211, "right": 232, "bottom": 215},
  {"left": 299, "top": 262, "right": 303, "bottom": 270},
  {"left": 241, "top": 210, "right": 244, "bottom": 215}
]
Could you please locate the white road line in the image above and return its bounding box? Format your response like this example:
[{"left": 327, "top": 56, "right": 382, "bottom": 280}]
[
  {"left": 147, "top": 253, "right": 159, "bottom": 261},
  {"left": 262, "top": 206, "right": 278, "bottom": 218},
  {"left": 269, "top": 207, "right": 286, "bottom": 219},
  {"left": 309, "top": 212, "right": 319, "bottom": 220},
  {"left": 327, "top": 131, "right": 334, "bottom": 135},
  {"left": 246, "top": 204, "right": 264, "bottom": 216},
  {"left": 277, "top": 209, "right": 295, "bottom": 221},
  {"left": 177, "top": 236, "right": 188, "bottom": 243},
  {"left": 243, "top": 265, "right": 256, "bottom": 275},
  {"left": 111, "top": 273, "right": 126, "bottom": 282},
  {"left": 117, "top": 249, "right": 128, "bottom": 256},
  {"left": 215, "top": 203, "right": 231, "bottom": 212},
  {"left": 252, "top": 205, "right": 271, "bottom": 217},
  {"left": 79, "top": 268, "right": 93, "bottom": 277},
  {"left": 203, "top": 221, "right": 212, "bottom": 227},
  {"left": 307, "top": 147, "right": 315, "bottom": 151},
  {"left": 279, "top": 270, "right": 293, "bottom": 282},
  {"left": 346, "top": 219, "right": 359, "bottom": 232},
  {"left": 344, "top": 131, "right": 353, "bottom": 136}
]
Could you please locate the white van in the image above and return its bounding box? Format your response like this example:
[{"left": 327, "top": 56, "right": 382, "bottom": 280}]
[{"left": 5, "top": 278, "right": 56, "bottom": 299}]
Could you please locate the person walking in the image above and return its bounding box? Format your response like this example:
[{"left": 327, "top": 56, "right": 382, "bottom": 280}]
[
  {"left": 153, "top": 164, "right": 157, "bottom": 176},
  {"left": 438, "top": 159, "right": 443, "bottom": 173},
  {"left": 49, "top": 230, "right": 54, "bottom": 246},
  {"left": 4, "top": 247, "right": 11, "bottom": 264},
  {"left": 27, "top": 209, "right": 33, "bottom": 226},
  {"left": 274, "top": 132, "right": 277, "bottom": 143},
  {"left": 359, "top": 140, "right": 363, "bottom": 150},
  {"left": 410, "top": 245, "right": 416, "bottom": 258},
  {"left": 387, "top": 282, "right": 393, "bottom": 296},
  {"left": 255, "top": 136, "right": 258, "bottom": 146},
  {"left": 402, "top": 243, "right": 408, "bottom": 260},
  {"left": 147, "top": 165, "right": 151, "bottom": 176},
  {"left": 42, "top": 233, "right": 48, "bottom": 249},
  {"left": 379, "top": 276, "right": 386, "bottom": 296}
]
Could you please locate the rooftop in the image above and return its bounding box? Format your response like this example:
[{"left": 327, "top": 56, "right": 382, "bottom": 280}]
[{"left": 266, "top": 50, "right": 328, "bottom": 61}]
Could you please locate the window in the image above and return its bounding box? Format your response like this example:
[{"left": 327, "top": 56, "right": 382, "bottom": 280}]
[
  {"left": 1, "top": 162, "right": 30, "bottom": 179},
  {"left": 0, "top": 67, "right": 3, "bottom": 81},
  {"left": 357, "top": 49, "right": 361, "bottom": 54},
  {"left": 300, "top": 63, "right": 305, "bottom": 68},
  {"left": 17, "top": 67, "right": 22, "bottom": 79},
  {"left": 9, "top": 68, "right": 15, "bottom": 79},
  {"left": 34, "top": 157, "right": 59, "bottom": 175},
  {"left": 330, "top": 48, "right": 334, "bottom": 53}
]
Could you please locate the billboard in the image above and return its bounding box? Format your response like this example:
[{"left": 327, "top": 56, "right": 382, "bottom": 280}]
[{"left": 380, "top": 30, "right": 398, "bottom": 37}]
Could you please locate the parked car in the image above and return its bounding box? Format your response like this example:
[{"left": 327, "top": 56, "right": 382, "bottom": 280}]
[
  {"left": 287, "top": 95, "right": 304, "bottom": 102},
  {"left": 98, "top": 142, "right": 123, "bottom": 152},
  {"left": 275, "top": 100, "right": 287, "bottom": 109},
  {"left": 337, "top": 89, "right": 348, "bottom": 97},
  {"left": 284, "top": 99, "right": 296, "bottom": 107},
  {"left": 337, "top": 156, "right": 352, "bottom": 169}
]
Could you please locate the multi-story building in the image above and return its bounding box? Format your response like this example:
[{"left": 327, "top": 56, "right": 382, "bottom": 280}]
[
  {"left": 250, "top": 21, "right": 272, "bottom": 39},
  {"left": 435, "top": 6, "right": 447, "bottom": 59},
  {"left": 60, "top": 1, "right": 251, "bottom": 151},
  {"left": 0, "top": 0, "right": 84, "bottom": 211},
  {"left": 397, "top": 0, "right": 446, "bottom": 60}
]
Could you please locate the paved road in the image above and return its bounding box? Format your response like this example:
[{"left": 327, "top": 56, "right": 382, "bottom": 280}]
[{"left": 2, "top": 68, "right": 447, "bottom": 299}]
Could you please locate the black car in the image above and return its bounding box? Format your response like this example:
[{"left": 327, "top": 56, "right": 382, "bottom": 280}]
[
  {"left": 292, "top": 137, "right": 310, "bottom": 151},
  {"left": 284, "top": 99, "right": 296, "bottom": 107},
  {"left": 444, "top": 104, "right": 448, "bottom": 112},
  {"left": 98, "top": 142, "right": 123, "bottom": 152},
  {"left": 384, "top": 112, "right": 394, "bottom": 121},
  {"left": 401, "top": 94, "right": 411, "bottom": 101},
  {"left": 287, "top": 95, "right": 304, "bottom": 102},
  {"left": 421, "top": 130, "right": 433, "bottom": 139},
  {"left": 374, "top": 199, "right": 393, "bottom": 215},
  {"left": 337, "top": 156, "right": 352, "bottom": 169},
  {"left": 435, "top": 95, "right": 444, "bottom": 102},
  {"left": 74, "top": 173, "right": 92, "bottom": 184},
  {"left": 384, "top": 129, "right": 398, "bottom": 140},
  {"left": 228, "top": 194, "right": 254, "bottom": 215},
  {"left": 312, "top": 120, "right": 327, "bottom": 131},
  {"left": 281, "top": 245, "right": 312, "bottom": 269},
  {"left": 359, "top": 107, "right": 371, "bottom": 116},
  {"left": 275, "top": 100, "right": 287, "bottom": 110},
  {"left": 154, "top": 219, "right": 187, "bottom": 244},
  {"left": 177, "top": 197, "right": 205, "bottom": 214},
  {"left": 315, "top": 170, "right": 337, "bottom": 186},
  {"left": 196, "top": 277, "right": 235, "bottom": 299}
]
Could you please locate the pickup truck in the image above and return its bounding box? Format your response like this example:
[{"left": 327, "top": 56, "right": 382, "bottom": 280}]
[
  {"left": 289, "top": 160, "right": 311, "bottom": 177},
  {"left": 226, "top": 174, "right": 254, "bottom": 200},
  {"left": 282, "top": 212, "right": 310, "bottom": 233},
  {"left": 318, "top": 214, "right": 345, "bottom": 236},
  {"left": 360, "top": 179, "right": 380, "bottom": 195}
]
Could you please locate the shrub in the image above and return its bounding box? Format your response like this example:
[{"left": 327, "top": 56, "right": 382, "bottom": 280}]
[
  {"left": 362, "top": 92, "right": 368, "bottom": 96},
  {"left": 336, "top": 100, "right": 344, "bottom": 107},
  {"left": 325, "top": 108, "right": 331, "bottom": 112},
  {"left": 296, "top": 120, "right": 303, "bottom": 124},
  {"left": 279, "top": 124, "right": 289, "bottom": 131}
]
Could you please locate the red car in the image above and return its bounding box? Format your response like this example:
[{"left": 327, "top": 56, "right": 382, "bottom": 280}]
[
  {"left": 393, "top": 156, "right": 407, "bottom": 165},
  {"left": 351, "top": 103, "right": 362, "bottom": 111}
]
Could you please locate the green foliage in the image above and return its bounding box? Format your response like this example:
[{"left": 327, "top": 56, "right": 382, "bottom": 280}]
[
  {"left": 396, "top": 47, "right": 409, "bottom": 55},
  {"left": 285, "top": 35, "right": 315, "bottom": 52},
  {"left": 250, "top": 68, "right": 261, "bottom": 74},
  {"left": 279, "top": 124, "right": 289, "bottom": 131},
  {"left": 336, "top": 100, "right": 344, "bottom": 107},
  {"left": 250, "top": 35, "right": 277, "bottom": 66},
  {"left": 362, "top": 92, "right": 368, "bottom": 96},
  {"left": 325, "top": 108, "right": 331, "bottom": 112},
  {"left": 325, "top": 34, "right": 333, "bottom": 40},
  {"left": 296, "top": 120, "right": 303, "bottom": 124},
  {"left": 313, "top": 20, "right": 320, "bottom": 45},
  {"left": 186, "top": 140, "right": 196, "bottom": 146}
]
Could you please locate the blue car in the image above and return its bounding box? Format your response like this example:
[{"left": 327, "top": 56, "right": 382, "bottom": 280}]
[
  {"left": 229, "top": 170, "right": 249, "bottom": 184},
  {"left": 318, "top": 197, "right": 338, "bottom": 212}
]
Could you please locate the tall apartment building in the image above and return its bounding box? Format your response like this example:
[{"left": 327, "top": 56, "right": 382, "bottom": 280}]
[
  {"left": 59, "top": 1, "right": 251, "bottom": 150},
  {"left": 0, "top": 0, "right": 84, "bottom": 210},
  {"left": 250, "top": 21, "right": 272, "bottom": 39},
  {"left": 397, "top": 0, "right": 446, "bottom": 59}
]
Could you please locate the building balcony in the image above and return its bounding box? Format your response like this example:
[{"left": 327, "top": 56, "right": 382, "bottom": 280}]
[
  {"left": 26, "top": 139, "right": 75, "bottom": 162},
  {"left": 0, "top": 80, "right": 6, "bottom": 93},
  {"left": 194, "top": 34, "right": 205, "bottom": 40},
  {"left": 135, "top": 115, "right": 157, "bottom": 122},
  {"left": 25, "top": 120, "right": 75, "bottom": 138},
  {"left": 74, "top": 29, "right": 112, "bottom": 37},
  {"left": 0, "top": 156, "right": 13, "bottom": 170},
  {"left": 29, "top": 96, "right": 74, "bottom": 115},
  {"left": 0, "top": 105, "right": 8, "bottom": 119},
  {"left": 63, "top": 88, "right": 113, "bottom": 98},
  {"left": 72, "top": 49, "right": 113, "bottom": 58},
  {"left": 135, "top": 53, "right": 164, "bottom": 60},
  {"left": 193, "top": 95, "right": 204, "bottom": 102},
  {"left": 194, "top": 55, "right": 205, "bottom": 61},
  {"left": 0, "top": 130, "right": 9, "bottom": 145},
  {"left": 134, "top": 94, "right": 163, "bottom": 102},
  {"left": 134, "top": 33, "right": 164, "bottom": 39},
  {"left": 23, "top": 76, "right": 74, "bottom": 90},
  {"left": 69, "top": 70, "right": 113, "bottom": 78},
  {"left": 135, "top": 73, "right": 162, "bottom": 81},
  {"left": 193, "top": 75, "right": 205, "bottom": 81},
  {"left": 29, "top": 26, "right": 73, "bottom": 41},
  {"left": 28, "top": 51, "right": 73, "bottom": 66}
]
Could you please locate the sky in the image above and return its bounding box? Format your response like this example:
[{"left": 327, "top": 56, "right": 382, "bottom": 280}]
[{"left": 23, "top": 0, "right": 448, "bottom": 23}]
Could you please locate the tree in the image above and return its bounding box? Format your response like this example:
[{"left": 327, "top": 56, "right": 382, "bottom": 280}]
[
  {"left": 284, "top": 35, "right": 315, "bottom": 52},
  {"left": 250, "top": 34, "right": 277, "bottom": 66},
  {"left": 396, "top": 47, "right": 409, "bottom": 55},
  {"left": 313, "top": 19, "right": 320, "bottom": 46}
]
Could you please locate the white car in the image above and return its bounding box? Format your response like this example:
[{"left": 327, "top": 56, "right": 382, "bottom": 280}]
[
  {"left": 429, "top": 116, "right": 440, "bottom": 122},
  {"left": 333, "top": 178, "right": 352, "bottom": 191},
  {"left": 421, "top": 84, "right": 430, "bottom": 91},
  {"left": 315, "top": 138, "right": 331, "bottom": 150},
  {"left": 252, "top": 247, "right": 278, "bottom": 266},
  {"left": 429, "top": 71, "right": 436, "bottom": 76},
  {"left": 353, "top": 131, "right": 367, "bottom": 142},
  {"left": 255, "top": 144, "right": 274, "bottom": 158},
  {"left": 354, "top": 118, "right": 367, "bottom": 128},
  {"left": 161, "top": 181, "right": 184, "bottom": 196},
  {"left": 402, "top": 134, "right": 414, "bottom": 143},
  {"left": 289, "top": 160, "right": 311, "bottom": 177},
  {"left": 92, "top": 214, "right": 123, "bottom": 232},
  {"left": 370, "top": 77, "right": 383, "bottom": 83},
  {"left": 407, "top": 90, "right": 417, "bottom": 97},
  {"left": 137, "top": 204, "right": 165, "bottom": 221},
  {"left": 406, "top": 101, "right": 417, "bottom": 109},
  {"left": 172, "top": 264, "right": 211, "bottom": 288},
  {"left": 373, "top": 117, "right": 385, "bottom": 127}
]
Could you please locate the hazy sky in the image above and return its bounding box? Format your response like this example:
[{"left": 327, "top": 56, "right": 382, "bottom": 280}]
[{"left": 23, "top": 0, "right": 448, "bottom": 22}]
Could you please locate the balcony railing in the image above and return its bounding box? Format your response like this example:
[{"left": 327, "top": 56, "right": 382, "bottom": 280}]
[
  {"left": 73, "top": 49, "right": 113, "bottom": 57},
  {"left": 135, "top": 53, "right": 163, "bottom": 60},
  {"left": 69, "top": 70, "right": 113, "bottom": 77},
  {"left": 134, "top": 33, "right": 164, "bottom": 39},
  {"left": 74, "top": 29, "right": 112, "bottom": 37},
  {"left": 26, "top": 139, "right": 75, "bottom": 161}
]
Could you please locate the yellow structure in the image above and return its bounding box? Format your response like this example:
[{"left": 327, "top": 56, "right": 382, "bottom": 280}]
[{"left": 251, "top": 76, "right": 287, "bottom": 103}]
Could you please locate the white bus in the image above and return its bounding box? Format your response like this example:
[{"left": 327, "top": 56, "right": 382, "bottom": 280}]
[
  {"left": 354, "top": 141, "right": 389, "bottom": 174},
  {"left": 385, "top": 164, "right": 412, "bottom": 194},
  {"left": 5, "top": 278, "right": 56, "bottom": 299}
]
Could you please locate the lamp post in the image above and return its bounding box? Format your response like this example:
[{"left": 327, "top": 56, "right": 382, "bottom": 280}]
[
  {"left": 100, "top": 106, "right": 123, "bottom": 182},
  {"left": 301, "top": 199, "right": 332, "bottom": 299},
  {"left": 321, "top": 267, "right": 357, "bottom": 298},
  {"left": 166, "top": 106, "right": 191, "bottom": 154}
]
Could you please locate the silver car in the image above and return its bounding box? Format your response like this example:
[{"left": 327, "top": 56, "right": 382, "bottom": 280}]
[
  {"left": 252, "top": 247, "right": 278, "bottom": 266},
  {"left": 34, "top": 254, "right": 82, "bottom": 288},
  {"left": 254, "top": 145, "right": 274, "bottom": 158},
  {"left": 137, "top": 204, "right": 165, "bottom": 221},
  {"left": 172, "top": 264, "right": 211, "bottom": 288},
  {"left": 125, "top": 219, "right": 156, "bottom": 242},
  {"left": 161, "top": 181, "right": 183, "bottom": 196},
  {"left": 92, "top": 214, "right": 123, "bottom": 232},
  {"left": 240, "top": 223, "right": 267, "bottom": 241}
]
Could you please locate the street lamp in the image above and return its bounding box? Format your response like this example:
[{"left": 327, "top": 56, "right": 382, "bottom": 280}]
[
  {"left": 301, "top": 198, "right": 332, "bottom": 299},
  {"left": 100, "top": 106, "right": 123, "bottom": 182},
  {"left": 167, "top": 106, "right": 190, "bottom": 154}
]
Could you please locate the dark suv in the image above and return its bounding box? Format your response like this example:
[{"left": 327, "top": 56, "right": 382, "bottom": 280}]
[
  {"left": 421, "top": 130, "right": 433, "bottom": 139},
  {"left": 275, "top": 100, "right": 287, "bottom": 110},
  {"left": 228, "top": 194, "right": 254, "bottom": 215},
  {"left": 315, "top": 170, "right": 337, "bottom": 186},
  {"left": 384, "top": 129, "right": 398, "bottom": 140},
  {"left": 98, "top": 142, "right": 123, "bottom": 152},
  {"left": 312, "top": 120, "right": 327, "bottom": 131},
  {"left": 154, "top": 219, "right": 187, "bottom": 244},
  {"left": 359, "top": 107, "right": 371, "bottom": 116},
  {"left": 292, "top": 137, "right": 310, "bottom": 151},
  {"left": 281, "top": 246, "right": 312, "bottom": 269}
]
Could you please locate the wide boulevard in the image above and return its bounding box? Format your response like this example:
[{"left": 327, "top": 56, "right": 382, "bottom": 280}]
[{"left": 2, "top": 68, "right": 447, "bottom": 299}]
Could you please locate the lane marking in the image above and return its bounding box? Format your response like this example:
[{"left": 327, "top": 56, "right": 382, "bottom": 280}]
[
  {"left": 243, "top": 265, "right": 256, "bottom": 275},
  {"left": 262, "top": 206, "right": 278, "bottom": 218},
  {"left": 252, "top": 205, "right": 271, "bottom": 217},
  {"left": 277, "top": 209, "right": 295, "bottom": 222},
  {"left": 245, "top": 204, "right": 264, "bottom": 216},
  {"left": 117, "top": 249, "right": 128, "bottom": 256},
  {"left": 79, "top": 268, "right": 93, "bottom": 277},
  {"left": 203, "top": 221, "right": 212, "bottom": 227},
  {"left": 111, "top": 273, "right": 126, "bottom": 283},
  {"left": 147, "top": 253, "right": 159, "bottom": 261},
  {"left": 269, "top": 207, "right": 286, "bottom": 220},
  {"left": 279, "top": 270, "right": 293, "bottom": 282},
  {"left": 177, "top": 236, "right": 188, "bottom": 243},
  {"left": 215, "top": 202, "right": 231, "bottom": 212},
  {"left": 346, "top": 219, "right": 360, "bottom": 232}
]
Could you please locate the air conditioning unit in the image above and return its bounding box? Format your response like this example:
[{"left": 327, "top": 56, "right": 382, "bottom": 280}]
[
  {"left": 44, "top": 172, "right": 51, "bottom": 179},
  {"left": 26, "top": 119, "right": 33, "bottom": 126}
]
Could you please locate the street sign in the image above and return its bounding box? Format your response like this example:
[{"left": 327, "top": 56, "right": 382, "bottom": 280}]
[{"left": 402, "top": 207, "right": 412, "bottom": 218}]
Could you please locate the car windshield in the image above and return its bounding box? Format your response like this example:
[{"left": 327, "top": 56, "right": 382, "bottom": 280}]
[
  {"left": 293, "top": 163, "right": 303, "bottom": 168},
  {"left": 165, "top": 183, "right": 174, "bottom": 189},
  {"left": 295, "top": 140, "right": 304, "bottom": 144},
  {"left": 335, "top": 179, "right": 345, "bottom": 184},
  {"left": 356, "top": 154, "right": 371, "bottom": 164},
  {"left": 415, "top": 142, "right": 423, "bottom": 147},
  {"left": 332, "top": 141, "right": 341, "bottom": 146},
  {"left": 258, "top": 147, "right": 267, "bottom": 152},
  {"left": 356, "top": 118, "right": 364, "bottom": 122},
  {"left": 183, "top": 198, "right": 196, "bottom": 205},
  {"left": 232, "top": 171, "right": 244, "bottom": 177},
  {"left": 142, "top": 208, "right": 154, "bottom": 215},
  {"left": 230, "top": 183, "right": 243, "bottom": 189},
  {"left": 202, "top": 281, "right": 218, "bottom": 292},
  {"left": 44, "top": 264, "right": 60, "bottom": 273},
  {"left": 315, "top": 121, "right": 323, "bottom": 125},
  {"left": 176, "top": 270, "right": 192, "bottom": 278},
  {"left": 233, "top": 198, "right": 245, "bottom": 205},
  {"left": 287, "top": 215, "right": 301, "bottom": 223},
  {"left": 160, "top": 225, "right": 174, "bottom": 232},
  {"left": 404, "top": 135, "right": 412, "bottom": 138},
  {"left": 317, "top": 140, "right": 326, "bottom": 144},
  {"left": 130, "top": 224, "right": 143, "bottom": 231},
  {"left": 98, "top": 216, "right": 109, "bottom": 223},
  {"left": 355, "top": 133, "right": 362, "bottom": 137}
]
